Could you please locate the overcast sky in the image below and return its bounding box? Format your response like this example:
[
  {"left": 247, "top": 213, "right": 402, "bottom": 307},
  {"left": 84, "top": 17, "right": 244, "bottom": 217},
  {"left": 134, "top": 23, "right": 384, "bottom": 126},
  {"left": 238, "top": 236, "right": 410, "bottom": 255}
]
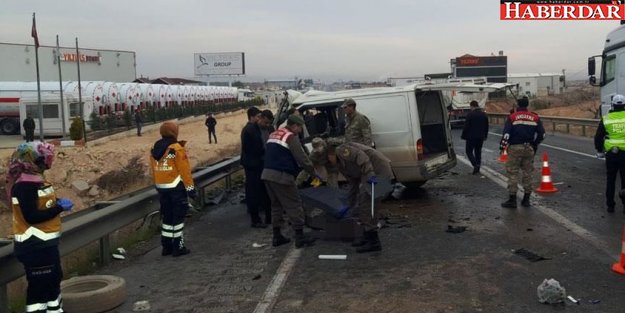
[{"left": 0, "top": 0, "right": 618, "bottom": 82}]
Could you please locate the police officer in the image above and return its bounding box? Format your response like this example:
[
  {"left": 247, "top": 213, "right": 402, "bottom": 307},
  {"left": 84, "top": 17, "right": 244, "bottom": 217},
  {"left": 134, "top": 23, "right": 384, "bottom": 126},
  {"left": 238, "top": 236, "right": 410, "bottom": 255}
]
[
  {"left": 342, "top": 98, "right": 373, "bottom": 147},
  {"left": 315, "top": 138, "right": 393, "bottom": 252},
  {"left": 150, "top": 122, "right": 196, "bottom": 257},
  {"left": 500, "top": 97, "right": 545, "bottom": 208},
  {"left": 594, "top": 94, "right": 625, "bottom": 213},
  {"left": 262, "top": 114, "right": 318, "bottom": 248},
  {"left": 7, "top": 141, "right": 72, "bottom": 313}
]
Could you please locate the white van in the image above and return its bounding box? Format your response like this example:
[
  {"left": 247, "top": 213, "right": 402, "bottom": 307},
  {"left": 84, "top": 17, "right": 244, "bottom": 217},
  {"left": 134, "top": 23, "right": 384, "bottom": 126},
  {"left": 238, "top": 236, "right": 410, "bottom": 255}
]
[{"left": 280, "top": 83, "right": 508, "bottom": 185}]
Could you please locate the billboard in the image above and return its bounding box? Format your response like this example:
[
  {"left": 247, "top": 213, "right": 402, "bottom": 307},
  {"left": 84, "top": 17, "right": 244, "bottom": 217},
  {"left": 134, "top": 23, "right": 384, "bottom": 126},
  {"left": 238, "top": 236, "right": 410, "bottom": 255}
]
[{"left": 194, "top": 52, "right": 245, "bottom": 75}]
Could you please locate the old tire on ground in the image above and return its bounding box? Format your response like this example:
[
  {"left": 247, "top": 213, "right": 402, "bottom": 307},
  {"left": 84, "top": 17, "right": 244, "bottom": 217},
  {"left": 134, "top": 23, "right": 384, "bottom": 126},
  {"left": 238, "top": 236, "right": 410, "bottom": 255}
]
[{"left": 61, "top": 275, "right": 126, "bottom": 313}]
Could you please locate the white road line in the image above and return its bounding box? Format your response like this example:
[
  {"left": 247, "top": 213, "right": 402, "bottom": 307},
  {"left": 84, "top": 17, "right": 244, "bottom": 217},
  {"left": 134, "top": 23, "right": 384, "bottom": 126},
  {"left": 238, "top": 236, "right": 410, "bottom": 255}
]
[
  {"left": 483, "top": 148, "right": 494, "bottom": 153},
  {"left": 457, "top": 154, "right": 617, "bottom": 262},
  {"left": 253, "top": 248, "right": 302, "bottom": 313},
  {"left": 488, "top": 131, "right": 597, "bottom": 159}
]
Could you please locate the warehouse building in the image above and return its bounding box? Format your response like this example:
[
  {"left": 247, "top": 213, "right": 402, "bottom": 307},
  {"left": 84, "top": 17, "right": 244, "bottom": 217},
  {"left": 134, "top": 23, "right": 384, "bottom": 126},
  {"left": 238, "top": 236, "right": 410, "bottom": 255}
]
[
  {"left": 0, "top": 42, "right": 136, "bottom": 82},
  {"left": 507, "top": 73, "right": 566, "bottom": 97}
]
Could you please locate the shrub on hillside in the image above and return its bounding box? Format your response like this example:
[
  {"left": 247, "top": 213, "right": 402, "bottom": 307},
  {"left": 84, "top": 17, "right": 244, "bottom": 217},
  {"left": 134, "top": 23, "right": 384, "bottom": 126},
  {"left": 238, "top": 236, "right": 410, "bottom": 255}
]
[{"left": 69, "top": 117, "right": 83, "bottom": 140}]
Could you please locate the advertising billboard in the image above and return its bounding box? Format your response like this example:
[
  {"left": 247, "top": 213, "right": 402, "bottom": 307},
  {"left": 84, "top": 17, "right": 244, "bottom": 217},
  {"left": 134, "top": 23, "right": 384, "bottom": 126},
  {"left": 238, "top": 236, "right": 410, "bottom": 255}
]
[{"left": 194, "top": 52, "right": 245, "bottom": 75}]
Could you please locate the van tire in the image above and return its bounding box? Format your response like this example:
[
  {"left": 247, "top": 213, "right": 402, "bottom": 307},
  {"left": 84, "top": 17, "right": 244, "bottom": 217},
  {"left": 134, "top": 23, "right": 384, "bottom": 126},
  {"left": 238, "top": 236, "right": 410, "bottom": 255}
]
[
  {"left": 61, "top": 275, "right": 126, "bottom": 313},
  {"left": 0, "top": 119, "right": 19, "bottom": 135}
]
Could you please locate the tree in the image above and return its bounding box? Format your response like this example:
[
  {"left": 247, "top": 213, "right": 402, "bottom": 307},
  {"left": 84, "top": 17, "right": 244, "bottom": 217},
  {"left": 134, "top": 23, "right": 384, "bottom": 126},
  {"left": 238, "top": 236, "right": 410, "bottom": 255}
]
[{"left": 232, "top": 81, "right": 244, "bottom": 88}]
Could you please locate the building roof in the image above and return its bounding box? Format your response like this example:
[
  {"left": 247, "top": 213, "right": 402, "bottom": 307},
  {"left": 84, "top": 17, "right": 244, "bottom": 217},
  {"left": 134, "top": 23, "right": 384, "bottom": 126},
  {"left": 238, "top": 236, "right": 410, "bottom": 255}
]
[
  {"left": 133, "top": 77, "right": 152, "bottom": 83},
  {"left": 151, "top": 77, "right": 205, "bottom": 85},
  {"left": 508, "top": 73, "right": 563, "bottom": 78}
]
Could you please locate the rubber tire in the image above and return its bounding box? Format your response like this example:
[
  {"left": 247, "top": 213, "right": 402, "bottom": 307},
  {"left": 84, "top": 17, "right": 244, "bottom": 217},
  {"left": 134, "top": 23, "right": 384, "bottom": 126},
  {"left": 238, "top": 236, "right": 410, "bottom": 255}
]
[
  {"left": 0, "top": 119, "right": 19, "bottom": 135},
  {"left": 405, "top": 180, "right": 427, "bottom": 189},
  {"left": 61, "top": 275, "right": 127, "bottom": 313}
]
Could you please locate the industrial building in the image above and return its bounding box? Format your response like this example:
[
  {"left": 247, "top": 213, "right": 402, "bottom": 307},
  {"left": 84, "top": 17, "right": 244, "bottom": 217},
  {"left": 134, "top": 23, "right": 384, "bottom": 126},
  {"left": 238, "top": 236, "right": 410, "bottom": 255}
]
[
  {"left": 0, "top": 42, "right": 136, "bottom": 82},
  {"left": 507, "top": 73, "right": 566, "bottom": 97}
]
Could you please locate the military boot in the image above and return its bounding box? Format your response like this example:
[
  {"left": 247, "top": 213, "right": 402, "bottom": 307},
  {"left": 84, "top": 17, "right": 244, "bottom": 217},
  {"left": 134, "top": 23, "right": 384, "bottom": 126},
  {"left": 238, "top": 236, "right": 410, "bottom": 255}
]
[
  {"left": 501, "top": 195, "right": 517, "bottom": 209},
  {"left": 172, "top": 247, "right": 191, "bottom": 257},
  {"left": 294, "top": 229, "right": 316, "bottom": 248},
  {"left": 521, "top": 193, "right": 531, "bottom": 207},
  {"left": 351, "top": 236, "right": 366, "bottom": 247},
  {"left": 356, "top": 231, "right": 382, "bottom": 253},
  {"left": 272, "top": 227, "right": 291, "bottom": 247}
]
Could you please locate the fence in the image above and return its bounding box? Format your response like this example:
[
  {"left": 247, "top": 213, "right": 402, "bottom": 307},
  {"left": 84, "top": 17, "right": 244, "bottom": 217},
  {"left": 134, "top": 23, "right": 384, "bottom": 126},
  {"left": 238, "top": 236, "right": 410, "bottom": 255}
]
[
  {"left": 0, "top": 157, "right": 241, "bottom": 313},
  {"left": 488, "top": 113, "right": 600, "bottom": 137}
]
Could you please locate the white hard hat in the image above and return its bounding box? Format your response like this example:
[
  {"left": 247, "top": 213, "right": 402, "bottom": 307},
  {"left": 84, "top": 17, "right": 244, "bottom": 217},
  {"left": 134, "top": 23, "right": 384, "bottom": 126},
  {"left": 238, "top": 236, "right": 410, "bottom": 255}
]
[{"left": 612, "top": 94, "right": 625, "bottom": 106}]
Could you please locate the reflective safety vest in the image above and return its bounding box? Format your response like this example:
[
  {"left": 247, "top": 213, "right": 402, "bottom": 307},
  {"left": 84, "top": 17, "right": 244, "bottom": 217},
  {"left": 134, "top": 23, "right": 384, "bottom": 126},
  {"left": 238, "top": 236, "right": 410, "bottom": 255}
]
[
  {"left": 150, "top": 142, "right": 195, "bottom": 192},
  {"left": 12, "top": 182, "right": 61, "bottom": 251},
  {"left": 604, "top": 111, "right": 625, "bottom": 152}
]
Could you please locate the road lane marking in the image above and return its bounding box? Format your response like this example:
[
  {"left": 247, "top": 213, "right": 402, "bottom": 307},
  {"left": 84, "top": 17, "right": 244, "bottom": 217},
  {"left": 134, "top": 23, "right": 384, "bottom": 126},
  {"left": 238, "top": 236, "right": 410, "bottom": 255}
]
[
  {"left": 488, "top": 131, "right": 597, "bottom": 159},
  {"left": 253, "top": 248, "right": 301, "bottom": 313},
  {"left": 483, "top": 148, "right": 494, "bottom": 153},
  {"left": 457, "top": 154, "right": 617, "bottom": 262}
]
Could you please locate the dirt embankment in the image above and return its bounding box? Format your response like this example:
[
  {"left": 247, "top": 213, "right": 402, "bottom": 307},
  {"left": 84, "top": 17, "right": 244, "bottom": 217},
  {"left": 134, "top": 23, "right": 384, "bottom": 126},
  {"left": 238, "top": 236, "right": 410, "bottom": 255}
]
[{"left": 0, "top": 111, "right": 248, "bottom": 237}]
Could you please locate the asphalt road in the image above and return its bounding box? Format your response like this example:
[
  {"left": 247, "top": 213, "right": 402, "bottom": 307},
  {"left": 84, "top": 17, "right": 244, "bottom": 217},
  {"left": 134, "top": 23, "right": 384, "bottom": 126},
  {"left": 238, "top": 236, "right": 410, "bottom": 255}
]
[{"left": 99, "top": 128, "right": 625, "bottom": 313}]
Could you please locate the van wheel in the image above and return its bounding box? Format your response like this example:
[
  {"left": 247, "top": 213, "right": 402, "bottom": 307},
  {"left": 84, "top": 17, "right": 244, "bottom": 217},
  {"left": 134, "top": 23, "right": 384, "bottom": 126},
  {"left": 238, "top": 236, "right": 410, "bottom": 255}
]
[
  {"left": 0, "top": 119, "right": 19, "bottom": 135},
  {"left": 61, "top": 275, "right": 127, "bottom": 313}
]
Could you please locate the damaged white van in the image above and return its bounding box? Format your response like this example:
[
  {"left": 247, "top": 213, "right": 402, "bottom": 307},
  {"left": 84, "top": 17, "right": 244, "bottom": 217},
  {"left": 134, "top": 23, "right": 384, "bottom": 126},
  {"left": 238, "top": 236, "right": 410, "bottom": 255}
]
[{"left": 278, "top": 83, "right": 509, "bottom": 186}]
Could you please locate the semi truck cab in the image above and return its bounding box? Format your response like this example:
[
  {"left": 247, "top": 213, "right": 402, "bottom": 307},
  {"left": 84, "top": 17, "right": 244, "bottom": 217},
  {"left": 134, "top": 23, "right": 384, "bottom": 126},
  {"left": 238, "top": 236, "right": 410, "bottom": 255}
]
[{"left": 589, "top": 21, "right": 625, "bottom": 116}]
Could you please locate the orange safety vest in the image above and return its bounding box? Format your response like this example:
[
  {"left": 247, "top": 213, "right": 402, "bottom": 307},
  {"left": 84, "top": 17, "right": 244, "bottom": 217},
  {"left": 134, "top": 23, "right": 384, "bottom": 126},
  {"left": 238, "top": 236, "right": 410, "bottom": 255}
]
[
  {"left": 150, "top": 142, "right": 195, "bottom": 191},
  {"left": 12, "top": 182, "right": 61, "bottom": 244}
]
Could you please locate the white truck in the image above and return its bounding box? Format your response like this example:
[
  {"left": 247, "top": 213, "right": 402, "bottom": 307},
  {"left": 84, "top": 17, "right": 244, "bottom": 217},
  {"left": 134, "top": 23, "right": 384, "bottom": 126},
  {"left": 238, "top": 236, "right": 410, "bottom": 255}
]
[{"left": 589, "top": 21, "right": 625, "bottom": 116}]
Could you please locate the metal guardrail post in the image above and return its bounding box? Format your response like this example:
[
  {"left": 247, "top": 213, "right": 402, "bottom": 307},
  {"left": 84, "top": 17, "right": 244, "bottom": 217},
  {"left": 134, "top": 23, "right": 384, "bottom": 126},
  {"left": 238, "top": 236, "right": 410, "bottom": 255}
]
[
  {"left": 99, "top": 235, "right": 110, "bottom": 266},
  {"left": 552, "top": 121, "right": 556, "bottom": 132},
  {"left": 582, "top": 125, "right": 586, "bottom": 137},
  {"left": 566, "top": 123, "right": 570, "bottom": 134}
]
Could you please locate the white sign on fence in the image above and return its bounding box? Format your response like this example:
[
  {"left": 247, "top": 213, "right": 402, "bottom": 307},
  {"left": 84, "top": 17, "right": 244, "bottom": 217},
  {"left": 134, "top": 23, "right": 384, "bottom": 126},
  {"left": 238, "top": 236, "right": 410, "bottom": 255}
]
[{"left": 194, "top": 52, "right": 245, "bottom": 75}]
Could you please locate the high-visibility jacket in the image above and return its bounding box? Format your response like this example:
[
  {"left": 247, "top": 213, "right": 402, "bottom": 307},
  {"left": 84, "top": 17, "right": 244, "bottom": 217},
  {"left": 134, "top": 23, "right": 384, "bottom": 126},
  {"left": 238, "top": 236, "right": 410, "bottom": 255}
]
[
  {"left": 12, "top": 182, "right": 61, "bottom": 253},
  {"left": 150, "top": 142, "right": 195, "bottom": 192},
  {"left": 604, "top": 111, "right": 625, "bottom": 152},
  {"left": 264, "top": 128, "right": 300, "bottom": 177}
]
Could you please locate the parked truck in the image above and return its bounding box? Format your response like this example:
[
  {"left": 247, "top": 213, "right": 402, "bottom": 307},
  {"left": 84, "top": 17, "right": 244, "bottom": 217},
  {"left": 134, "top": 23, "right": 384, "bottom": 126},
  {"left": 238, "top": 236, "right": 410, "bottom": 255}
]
[{"left": 588, "top": 21, "right": 625, "bottom": 116}]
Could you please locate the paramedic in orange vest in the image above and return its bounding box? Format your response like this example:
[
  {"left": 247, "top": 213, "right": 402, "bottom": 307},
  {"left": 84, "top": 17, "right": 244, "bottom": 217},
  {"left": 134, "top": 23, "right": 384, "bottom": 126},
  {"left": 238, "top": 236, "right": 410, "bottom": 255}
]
[
  {"left": 7, "top": 141, "right": 73, "bottom": 313},
  {"left": 150, "top": 122, "right": 196, "bottom": 257}
]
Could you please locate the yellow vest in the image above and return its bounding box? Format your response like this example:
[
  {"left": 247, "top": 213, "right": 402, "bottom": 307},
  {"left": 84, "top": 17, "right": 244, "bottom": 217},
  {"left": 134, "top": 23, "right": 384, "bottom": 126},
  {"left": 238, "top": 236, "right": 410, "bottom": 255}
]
[
  {"left": 12, "top": 182, "right": 61, "bottom": 244},
  {"left": 604, "top": 111, "right": 625, "bottom": 152}
]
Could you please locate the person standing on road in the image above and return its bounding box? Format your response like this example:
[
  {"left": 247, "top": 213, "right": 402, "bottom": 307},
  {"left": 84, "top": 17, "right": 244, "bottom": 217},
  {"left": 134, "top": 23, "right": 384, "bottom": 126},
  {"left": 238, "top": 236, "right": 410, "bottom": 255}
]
[
  {"left": 241, "top": 107, "right": 269, "bottom": 228},
  {"left": 205, "top": 113, "right": 217, "bottom": 144},
  {"left": 7, "top": 141, "right": 71, "bottom": 313},
  {"left": 500, "top": 97, "right": 545, "bottom": 209},
  {"left": 23, "top": 115, "right": 35, "bottom": 142},
  {"left": 594, "top": 94, "right": 625, "bottom": 213},
  {"left": 134, "top": 109, "right": 144, "bottom": 137},
  {"left": 150, "top": 122, "right": 196, "bottom": 257},
  {"left": 461, "top": 100, "right": 489, "bottom": 174},
  {"left": 262, "top": 115, "right": 318, "bottom": 248},
  {"left": 259, "top": 109, "right": 275, "bottom": 146},
  {"left": 342, "top": 98, "right": 373, "bottom": 147}
]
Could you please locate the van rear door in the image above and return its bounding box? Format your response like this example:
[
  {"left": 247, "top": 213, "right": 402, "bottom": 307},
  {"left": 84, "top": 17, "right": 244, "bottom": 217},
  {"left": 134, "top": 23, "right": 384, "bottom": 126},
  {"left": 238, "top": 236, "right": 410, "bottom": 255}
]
[{"left": 415, "top": 90, "right": 451, "bottom": 162}]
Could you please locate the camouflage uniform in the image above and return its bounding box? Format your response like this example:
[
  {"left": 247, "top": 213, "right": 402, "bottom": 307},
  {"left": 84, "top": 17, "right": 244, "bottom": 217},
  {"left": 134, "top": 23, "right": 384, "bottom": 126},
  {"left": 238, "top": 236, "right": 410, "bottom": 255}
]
[
  {"left": 505, "top": 144, "right": 535, "bottom": 194},
  {"left": 345, "top": 111, "right": 373, "bottom": 146}
]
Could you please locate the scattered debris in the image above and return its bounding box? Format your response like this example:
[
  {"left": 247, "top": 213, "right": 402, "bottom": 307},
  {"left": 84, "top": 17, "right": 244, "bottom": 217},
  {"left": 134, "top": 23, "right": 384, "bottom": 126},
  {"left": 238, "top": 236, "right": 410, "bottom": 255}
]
[
  {"left": 537, "top": 278, "right": 566, "bottom": 304},
  {"left": 133, "top": 300, "right": 151, "bottom": 312},
  {"left": 589, "top": 299, "right": 601, "bottom": 304},
  {"left": 567, "top": 295, "right": 580, "bottom": 305},
  {"left": 445, "top": 225, "right": 467, "bottom": 233},
  {"left": 318, "top": 255, "right": 347, "bottom": 260},
  {"left": 252, "top": 274, "right": 262, "bottom": 280},
  {"left": 514, "top": 248, "right": 550, "bottom": 262},
  {"left": 252, "top": 243, "right": 267, "bottom": 248},
  {"left": 526, "top": 228, "right": 534, "bottom": 232},
  {"left": 112, "top": 247, "right": 126, "bottom": 260}
]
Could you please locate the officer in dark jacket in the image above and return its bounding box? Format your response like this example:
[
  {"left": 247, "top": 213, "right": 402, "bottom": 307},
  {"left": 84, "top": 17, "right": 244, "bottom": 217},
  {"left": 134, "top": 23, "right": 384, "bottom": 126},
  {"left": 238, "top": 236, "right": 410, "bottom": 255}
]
[
  {"left": 594, "top": 94, "right": 625, "bottom": 213},
  {"left": 461, "top": 100, "right": 489, "bottom": 174},
  {"left": 23, "top": 115, "right": 36, "bottom": 142},
  {"left": 205, "top": 113, "right": 217, "bottom": 144},
  {"left": 500, "top": 97, "right": 545, "bottom": 208},
  {"left": 241, "top": 107, "right": 270, "bottom": 227}
]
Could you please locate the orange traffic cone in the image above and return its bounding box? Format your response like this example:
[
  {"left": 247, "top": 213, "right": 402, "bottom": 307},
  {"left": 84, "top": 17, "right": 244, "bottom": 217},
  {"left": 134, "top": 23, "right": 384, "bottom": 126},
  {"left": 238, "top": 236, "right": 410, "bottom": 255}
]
[
  {"left": 612, "top": 226, "right": 625, "bottom": 275},
  {"left": 536, "top": 153, "right": 558, "bottom": 193},
  {"left": 497, "top": 147, "right": 509, "bottom": 163}
]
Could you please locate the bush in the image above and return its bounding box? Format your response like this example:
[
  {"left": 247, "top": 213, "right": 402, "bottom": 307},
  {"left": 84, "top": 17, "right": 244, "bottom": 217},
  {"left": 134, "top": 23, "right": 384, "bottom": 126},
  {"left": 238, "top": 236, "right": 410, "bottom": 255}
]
[
  {"left": 69, "top": 117, "right": 83, "bottom": 140},
  {"left": 123, "top": 109, "right": 132, "bottom": 129},
  {"left": 88, "top": 112, "right": 103, "bottom": 131},
  {"left": 531, "top": 99, "right": 551, "bottom": 110}
]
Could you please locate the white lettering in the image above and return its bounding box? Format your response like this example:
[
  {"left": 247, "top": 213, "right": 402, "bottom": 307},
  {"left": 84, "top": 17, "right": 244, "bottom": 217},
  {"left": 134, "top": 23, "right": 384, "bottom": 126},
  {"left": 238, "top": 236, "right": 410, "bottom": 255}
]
[
  {"left": 550, "top": 5, "right": 561, "bottom": 18},
  {"left": 537, "top": 5, "right": 550, "bottom": 18},
  {"left": 579, "top": 5, "right": 592, "bottom": 18},
  {"left": 521, "top": 5, "right": 536, "bottom": 19},
  {"left": 505, "top": 2, "right": 522, "bottom": 19},
  {"left": 593, "top": 6, "right": 606, "bottom": 19},
  {"left": 562, "top": 5, "right": 574, "bottom": 18}
]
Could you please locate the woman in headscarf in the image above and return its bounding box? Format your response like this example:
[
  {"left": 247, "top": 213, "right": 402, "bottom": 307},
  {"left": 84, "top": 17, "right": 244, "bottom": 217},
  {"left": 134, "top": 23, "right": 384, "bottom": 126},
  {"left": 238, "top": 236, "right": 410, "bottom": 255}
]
[{"left": 6, "top": 141, "right": 73, "bottom": 313}]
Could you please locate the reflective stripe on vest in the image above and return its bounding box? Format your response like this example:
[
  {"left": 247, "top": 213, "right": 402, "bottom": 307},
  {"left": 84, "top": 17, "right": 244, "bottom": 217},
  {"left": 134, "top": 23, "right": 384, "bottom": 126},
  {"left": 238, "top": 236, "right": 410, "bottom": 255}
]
[
  {"left": 155, "top": 175, "right": 181, "bottom": 189},
  {"left": 14, "top": 226, "right": 60, "bottom": 242},
  {"left": 604, "top": 111, "right": 625, "bottom": 151}
]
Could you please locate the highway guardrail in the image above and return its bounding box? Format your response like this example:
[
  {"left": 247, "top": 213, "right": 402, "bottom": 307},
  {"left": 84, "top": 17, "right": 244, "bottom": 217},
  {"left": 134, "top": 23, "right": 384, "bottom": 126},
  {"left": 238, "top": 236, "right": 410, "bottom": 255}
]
[{"left": 488, "top": 113, "right": 599, "bottom": 137}]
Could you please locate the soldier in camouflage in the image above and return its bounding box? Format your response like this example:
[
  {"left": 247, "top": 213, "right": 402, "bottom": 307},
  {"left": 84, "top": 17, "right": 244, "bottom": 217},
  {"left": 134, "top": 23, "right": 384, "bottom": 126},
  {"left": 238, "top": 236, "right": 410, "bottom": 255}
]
[
  {"left": 500, "top": 97, "right": 545, "bottom": 209},
  {"left": 342, "top": 98, "right": 373, "bottom": 147}
]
